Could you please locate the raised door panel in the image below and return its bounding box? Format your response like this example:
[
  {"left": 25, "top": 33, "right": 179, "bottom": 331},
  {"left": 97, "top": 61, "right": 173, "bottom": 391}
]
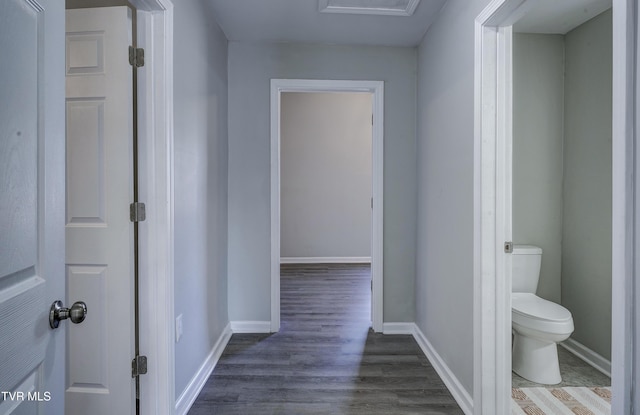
[{"left": 66, "top": 100, "right": 106, "bottom": 226}]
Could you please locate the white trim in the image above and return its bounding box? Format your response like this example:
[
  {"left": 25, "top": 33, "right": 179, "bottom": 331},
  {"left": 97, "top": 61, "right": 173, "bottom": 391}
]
[
  {"left": 270, "top": 79, "right": 385, "bottom": 333},
  {"left": 280, "top": 257, "right": 371, "bottom": 264},
  {"left": 382, "top": 322, "right": 414, "bottom": 335},
  {"left": 132, "top": 1, "right": 175, "bottom": 415},
  {"left": 174, "top": 324, "right": 232, "bottom": 415},
  {"left": 474, "top": 2, "right": 515, "bottom": 414},
  {"left": 560, "top": 339, "right": 611, "bottom": 378},
  {"left": 230, "top": 321, "right": 272, "bottom": 334},
  {"left": 412, "top": 324, "right": 473, "bottom": 415},
  {"left": 270, "top": 82, "right": 281, "bottom": 333},
  {"left": 476, "top": 1, "right": 634, "bottom": 414},
  {"left": 370, "top": 82, "right": 385, "bottom": 334},
  {"left": 611, "top": 3, "right": 636, "bottom": 413}
]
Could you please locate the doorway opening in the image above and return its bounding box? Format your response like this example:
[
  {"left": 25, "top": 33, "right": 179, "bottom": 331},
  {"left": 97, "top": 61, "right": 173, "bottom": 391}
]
[
  {"left": 474, "top": 0, "right": 632, "bottom": 413},
  {"left": 270, "top": 79, "right": 384, "bottom": 333},
  {"left": 510, "top": 7, "right": 612, "bottom": 394},
  {"left": 279, "top": 91, "right": 373, "bottom": 327}
]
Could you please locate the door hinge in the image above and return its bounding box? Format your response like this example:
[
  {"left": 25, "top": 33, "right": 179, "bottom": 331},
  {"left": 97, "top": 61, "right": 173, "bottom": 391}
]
[
  {"left": 130, "top": 202, "right": 146, "bottom": 222},
  {"left": 129, "top": 46, "right": 145, "bottom": 68},
  {"left": 504, "top": 241, "right": 513, "bottom": 253},
  {"left": 132, "top": 355, "right": 148, "bottom": 378}
]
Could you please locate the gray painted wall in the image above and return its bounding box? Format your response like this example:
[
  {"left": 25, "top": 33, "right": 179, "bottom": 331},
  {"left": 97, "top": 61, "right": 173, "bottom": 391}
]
[
  {"left": 562, "top": 10, "right": 612, "bottom": 360},
  {"left": 173, "top": 0, "right": 229, "bottom": 398},
  {"left": 227, "top": 42, "right": 417, "bottom": 323},
  {"left": 416, "top": 0, "right": 492, "bottom": 396},
  {"left": 281, "top": 92, "right": 372, "bottom": 259},
  {"left": 512, "top": 34, "right": 565, "bottom": 303}
]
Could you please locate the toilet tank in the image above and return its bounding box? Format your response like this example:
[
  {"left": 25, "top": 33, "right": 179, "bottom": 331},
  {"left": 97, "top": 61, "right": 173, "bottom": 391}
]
[{"left": 512, "top": 245, "right": 542, "bottom": 293}]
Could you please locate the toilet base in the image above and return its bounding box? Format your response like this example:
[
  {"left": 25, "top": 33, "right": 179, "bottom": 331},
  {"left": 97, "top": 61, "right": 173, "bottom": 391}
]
[{"left": 512, "top": 332, "right": 562, "bottom": 385}]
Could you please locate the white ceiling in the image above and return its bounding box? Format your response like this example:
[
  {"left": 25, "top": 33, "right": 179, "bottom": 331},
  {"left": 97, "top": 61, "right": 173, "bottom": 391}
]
[
  {"left": 204, "top": 0, "right": 448, "bottom": 47},
  {"left": 203, "top": 0, "right": 612, "bottom": 47},
  {"left": 514, "top": 0, "right": 611, "bottom": 34}
]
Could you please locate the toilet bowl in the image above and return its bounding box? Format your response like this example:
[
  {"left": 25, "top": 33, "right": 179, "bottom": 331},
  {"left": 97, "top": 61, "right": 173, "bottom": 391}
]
[
  {"left": 511, "top": 245, "right": 574, "bottom": 385},
  {"left": 512, "top": 292, "right": 574, "bottom": 384}
]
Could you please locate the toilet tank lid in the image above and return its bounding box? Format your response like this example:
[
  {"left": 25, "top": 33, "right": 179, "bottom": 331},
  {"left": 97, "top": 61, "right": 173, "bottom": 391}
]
[{"left": 513, "top": 245, "right": 542, "bottom": 255}]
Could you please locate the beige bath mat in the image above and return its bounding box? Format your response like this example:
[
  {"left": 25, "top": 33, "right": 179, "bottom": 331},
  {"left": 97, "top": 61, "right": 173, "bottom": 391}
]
[{"left": 512, "top": 386, "right": 611, "bottom": 415}]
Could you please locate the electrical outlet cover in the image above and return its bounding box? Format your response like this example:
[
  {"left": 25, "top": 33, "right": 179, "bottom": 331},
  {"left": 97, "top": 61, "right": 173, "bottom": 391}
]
[{"left": 175, "top": 314, "right": 183, "bottom": 342}]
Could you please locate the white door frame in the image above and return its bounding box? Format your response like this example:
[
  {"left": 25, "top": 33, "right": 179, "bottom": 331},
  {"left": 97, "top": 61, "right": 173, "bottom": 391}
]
[
  {"left": 270, "top": 79, "right": 385, "bottom": 333},
  {"left": 128, "top": 1, "right": 175, "bottom": 414},
  {"left": 474, "top": 0, "right": 636, "bottom": 414}
]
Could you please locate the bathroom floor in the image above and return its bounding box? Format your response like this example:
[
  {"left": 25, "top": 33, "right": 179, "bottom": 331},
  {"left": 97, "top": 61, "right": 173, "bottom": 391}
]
[{"left": 512, "top": 346, "right": 611, "bottom": 388}]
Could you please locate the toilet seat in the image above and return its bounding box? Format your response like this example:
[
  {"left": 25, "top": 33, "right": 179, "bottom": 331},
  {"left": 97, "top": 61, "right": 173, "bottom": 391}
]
[{"left": 512, "top": 293, "right": 573, "bottom": 335}]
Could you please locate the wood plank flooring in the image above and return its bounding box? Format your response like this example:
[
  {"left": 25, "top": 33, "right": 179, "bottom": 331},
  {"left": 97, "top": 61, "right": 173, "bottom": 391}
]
[{"left": 188, "top": 264, "right": 463, "bottom": 414}]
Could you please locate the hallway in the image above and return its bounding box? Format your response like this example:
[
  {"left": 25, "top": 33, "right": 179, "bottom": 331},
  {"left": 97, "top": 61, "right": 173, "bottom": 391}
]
[{"left": 188, "top": 264, "right": 463, "bottom": 414}]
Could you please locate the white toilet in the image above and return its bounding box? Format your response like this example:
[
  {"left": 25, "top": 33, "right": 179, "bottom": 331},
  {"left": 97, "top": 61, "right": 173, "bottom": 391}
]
[{"left": 511, "top": 245, "right": 574, "bottom": 385}]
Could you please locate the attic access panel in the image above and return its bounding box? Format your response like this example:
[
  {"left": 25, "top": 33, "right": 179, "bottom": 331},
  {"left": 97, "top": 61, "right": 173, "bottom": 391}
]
[{"left": 319, "top": 0, "right": 420, "bottom": 16}]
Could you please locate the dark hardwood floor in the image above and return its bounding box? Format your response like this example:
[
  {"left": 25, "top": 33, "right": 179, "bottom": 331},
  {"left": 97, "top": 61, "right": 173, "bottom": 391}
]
[{"left": 188, "top": 263, "right": 464, "bottom": 414}]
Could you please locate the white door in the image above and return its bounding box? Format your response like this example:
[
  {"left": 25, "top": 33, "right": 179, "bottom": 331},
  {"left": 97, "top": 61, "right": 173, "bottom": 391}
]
[
  {"left": 0, "top": 0, "right": 66, "bottom": 414},
  {"left": 65, "top": 7, "right": 135, "bottom": 415}
]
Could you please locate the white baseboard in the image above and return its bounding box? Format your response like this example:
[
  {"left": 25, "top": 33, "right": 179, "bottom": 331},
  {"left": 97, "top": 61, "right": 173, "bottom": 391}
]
[
  {"left": 280, "top": 256, "right": 371, "bottom": 264},
  {"left": 383, "top": 322, "right": 415, "bottom": 335},
  {"left": 175, "top": 323, "right": 232, "bottom": 415},
  {"left": 560, "top": 338, "right": 611, "bottom": 378},
  {"left": 230, "top": 320, "right": 272, "bottom": 333},
  {"left": 411, "top": 323, "right": 474, "bottom": 415}
]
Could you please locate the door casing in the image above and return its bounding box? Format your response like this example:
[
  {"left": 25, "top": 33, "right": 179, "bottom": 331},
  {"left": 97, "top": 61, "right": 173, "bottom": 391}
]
[
  {"left": 119, "top": 1, "right": 175, "bottom": 414},
  {"left": 474, "top": 0, "right": 635, "bottom": 414},
  {"left": 270, "top": 79, "right": 385, "bottom": 333}
]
